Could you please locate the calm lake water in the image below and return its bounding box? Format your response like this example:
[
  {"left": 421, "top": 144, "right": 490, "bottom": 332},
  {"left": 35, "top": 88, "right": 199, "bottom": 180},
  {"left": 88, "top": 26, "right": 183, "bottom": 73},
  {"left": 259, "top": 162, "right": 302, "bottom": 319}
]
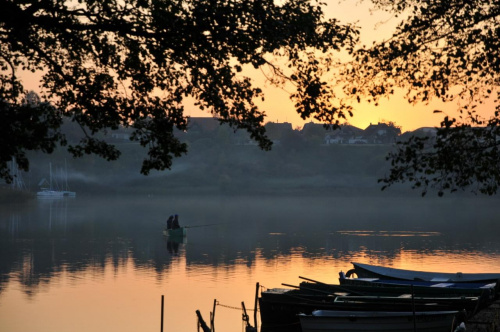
[{"left": 1, "top": 193, "right": 500, "bottom": 332}]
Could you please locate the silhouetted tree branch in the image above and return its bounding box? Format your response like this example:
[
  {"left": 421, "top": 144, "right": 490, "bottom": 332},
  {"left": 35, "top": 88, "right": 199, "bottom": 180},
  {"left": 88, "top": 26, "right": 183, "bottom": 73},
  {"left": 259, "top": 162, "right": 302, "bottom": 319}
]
[
  {"left": 343, "top": 0, "right": 500, "bottom": 195},
  {"left": 0, "top": 0, "right": 358, "bottom": 183}
]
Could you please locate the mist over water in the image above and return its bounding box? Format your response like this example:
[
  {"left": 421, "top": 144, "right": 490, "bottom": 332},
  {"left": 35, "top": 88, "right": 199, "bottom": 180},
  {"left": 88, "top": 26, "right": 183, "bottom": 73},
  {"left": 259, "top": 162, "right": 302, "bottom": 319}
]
[{"left": 1, "top": 193, "right": 499, "bottom": 332}]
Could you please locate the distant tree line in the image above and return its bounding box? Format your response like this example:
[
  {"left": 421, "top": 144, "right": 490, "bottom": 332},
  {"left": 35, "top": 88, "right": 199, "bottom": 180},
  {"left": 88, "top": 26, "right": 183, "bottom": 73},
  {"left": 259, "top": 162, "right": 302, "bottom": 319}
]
[{"left": 3, "top": 115, "right": 397, "bottom": 196}]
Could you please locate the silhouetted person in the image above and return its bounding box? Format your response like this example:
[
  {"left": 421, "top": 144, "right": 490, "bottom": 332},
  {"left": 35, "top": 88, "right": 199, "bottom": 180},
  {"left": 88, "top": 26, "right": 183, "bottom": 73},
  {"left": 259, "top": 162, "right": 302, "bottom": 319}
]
[
  {"left": 172, "top": 214, "right": 180, "bottom": 229},
  {"left": 166, "top": 215, "right": 173, "bottom": 230}
]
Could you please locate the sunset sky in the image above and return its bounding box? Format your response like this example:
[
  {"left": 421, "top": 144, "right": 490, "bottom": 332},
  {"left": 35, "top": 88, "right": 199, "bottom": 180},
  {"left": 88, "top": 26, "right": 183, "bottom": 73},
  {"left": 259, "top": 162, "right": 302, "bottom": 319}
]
[
  {"left": 185, "top": 1, "right": 457, "bottom": 133},
  {"left": 16, "top": 1, "right": 479, "bottom": 133}
]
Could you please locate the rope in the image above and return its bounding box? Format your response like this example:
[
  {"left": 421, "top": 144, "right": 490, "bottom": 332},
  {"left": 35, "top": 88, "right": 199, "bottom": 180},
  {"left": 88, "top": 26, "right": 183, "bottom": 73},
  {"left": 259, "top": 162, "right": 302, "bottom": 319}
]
[
  {"left": 213, "top": 284, "right": 267, "bottom": 313},
  {"left": 216, "top": 302, "right": 259, "bottom": 312},
  {"left": 210, "top": 281, "right": 264, "bottom": 332}
]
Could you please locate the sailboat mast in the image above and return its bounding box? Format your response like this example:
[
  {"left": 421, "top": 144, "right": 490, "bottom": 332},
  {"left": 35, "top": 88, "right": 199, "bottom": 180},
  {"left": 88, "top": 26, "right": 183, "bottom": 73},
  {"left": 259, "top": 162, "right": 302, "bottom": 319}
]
[
  {"left": 65, "top": 159, "right": 69, "bottom": 190},
  {"left": 49, "top": 162, "right": 52, "bottom": 190}
]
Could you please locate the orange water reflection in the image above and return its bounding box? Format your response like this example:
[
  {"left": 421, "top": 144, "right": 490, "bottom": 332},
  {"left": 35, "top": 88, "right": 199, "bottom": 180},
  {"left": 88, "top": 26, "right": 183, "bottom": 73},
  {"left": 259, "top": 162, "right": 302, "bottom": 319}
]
[
  {"left": 1, "top": 195, "right": 500, "bottom": 332},
  {"left": 1, "top": 245, "right": 499, "bottom": 332},
  {"left": 336, "top": 230, "right": 441, "bottom": 237}
]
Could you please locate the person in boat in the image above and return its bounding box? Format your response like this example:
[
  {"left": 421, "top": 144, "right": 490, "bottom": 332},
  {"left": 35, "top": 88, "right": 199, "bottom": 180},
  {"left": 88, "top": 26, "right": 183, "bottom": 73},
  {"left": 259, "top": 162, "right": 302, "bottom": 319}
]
[
  {"left": 172, "top": 214, "right": 180, "bottom": 229},
  {"left": 166, "top": 215, "right": 174, "bottom": 230}
]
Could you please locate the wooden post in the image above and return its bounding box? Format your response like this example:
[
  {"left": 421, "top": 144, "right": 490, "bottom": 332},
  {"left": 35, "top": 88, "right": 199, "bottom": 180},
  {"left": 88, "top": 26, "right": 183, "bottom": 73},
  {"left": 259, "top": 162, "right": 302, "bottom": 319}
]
[
  {"left": 411, "top": 285, "right": 416, "bottom": 332},
  {"left": 211, "top": 299, "right": 216, "bottom": 332},
  {"left": 242, "top": 302, "right": 250, "bottom": 327},
  {"left": 242, "top": 302, "right": 256, "bottom": 332},
  {"left": 254, "top": 282, "right": 259, "bottom": 330},
  {"left": 196, "top": 310, "right": 211, "bottom": 332},
  {"left": 161, "top": 295, "right": 164, "bottom": 332}
]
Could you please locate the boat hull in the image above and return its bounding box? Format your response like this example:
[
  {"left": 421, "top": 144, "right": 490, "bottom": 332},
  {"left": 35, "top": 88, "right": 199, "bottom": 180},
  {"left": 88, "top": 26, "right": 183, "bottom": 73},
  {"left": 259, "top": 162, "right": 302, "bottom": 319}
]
[
  {"left": 307, "top": 279, "right": 496, "bottom": 300},
  {"left": 259, "top": 287, "right": 475, "bottom": 327},
  {"left": 350, "top": 262, "right": 500, "bottom": 283},
  {"left": 37, "top": 190, "right": 65, "bottom": 198},
  {"left": 299, "top": 310, "right": 458, "bottom": 332},
  {"left": 338, "top": 278, "right": 497, "bottom": 300},
  {"left": 163, "top": 227, "right": 187, "bottom": 237}
]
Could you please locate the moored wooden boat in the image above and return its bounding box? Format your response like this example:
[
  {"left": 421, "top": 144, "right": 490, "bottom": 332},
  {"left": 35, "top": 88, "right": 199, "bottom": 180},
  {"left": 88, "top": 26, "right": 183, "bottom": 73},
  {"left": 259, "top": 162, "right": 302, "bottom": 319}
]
[
  {"left": 260, "top": 268, "right": 498, "bottom": 330},
  {"left": 163, "top": 227, "right": 187, "bottom": 237},
  {"left": 308, "top": 278, "right": 497, "bottom": 300},
  {"left": 259, "top": 286, "right": 477, "bottom": 328},
  {"left": 340, "top": 272, "right": 496, "bottom": 289},
  {"left": 349, "top": 262, "right": 500, "bottom": 283},
  {"left": 338, "top": 273, "right": 498, "bottom": 300},
  {"left": 299, "top": 309, "right": 459, "bottom": 332},
  {"left": 259, "top": 288, "right": 337, "bottom": 327}
]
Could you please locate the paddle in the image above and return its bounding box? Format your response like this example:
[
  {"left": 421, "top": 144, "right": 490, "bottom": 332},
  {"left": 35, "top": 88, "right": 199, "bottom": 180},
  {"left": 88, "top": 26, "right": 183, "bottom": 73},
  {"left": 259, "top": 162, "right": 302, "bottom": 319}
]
[
  {"left": 297, "top": 277, "right": 369, "bottom": 296},
  {"left": 281, "top": 283, "right": 340, "bottom": 296},
  {"left": 184, "top": 223, "right": 224, "bottom": 228},
  {"left": 299, "top": 276, "right": 330, "bottom": 284}
]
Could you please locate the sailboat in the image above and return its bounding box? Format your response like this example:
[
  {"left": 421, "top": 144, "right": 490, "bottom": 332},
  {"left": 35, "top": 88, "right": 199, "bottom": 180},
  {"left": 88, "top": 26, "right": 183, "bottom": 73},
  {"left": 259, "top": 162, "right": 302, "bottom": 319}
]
[{"left": 37, "top": 162, "right": 76, "bottom": 198}]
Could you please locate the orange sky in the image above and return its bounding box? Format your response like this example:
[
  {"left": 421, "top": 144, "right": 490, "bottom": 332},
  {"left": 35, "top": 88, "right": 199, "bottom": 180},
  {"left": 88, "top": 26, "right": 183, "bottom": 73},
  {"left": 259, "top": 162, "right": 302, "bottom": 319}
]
[
  {"left": 183, "top": 1, "right": 459, "bottom": 132},
  {"left": 16, "top": 1, "right": 488, "bottom": 133}
]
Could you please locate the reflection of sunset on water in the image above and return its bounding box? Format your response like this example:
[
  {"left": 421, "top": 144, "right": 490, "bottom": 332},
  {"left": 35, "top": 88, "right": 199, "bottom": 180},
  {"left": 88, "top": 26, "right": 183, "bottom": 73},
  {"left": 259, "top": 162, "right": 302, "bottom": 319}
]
[
  {"left": 1, "top": 238, "right": 498, "bottom": 332},
  {"left": 1, "top": 194, "right": 499, "bottom": 332},
  {"left": 336, "top": 230, "right": 442, "bottom": 237}
]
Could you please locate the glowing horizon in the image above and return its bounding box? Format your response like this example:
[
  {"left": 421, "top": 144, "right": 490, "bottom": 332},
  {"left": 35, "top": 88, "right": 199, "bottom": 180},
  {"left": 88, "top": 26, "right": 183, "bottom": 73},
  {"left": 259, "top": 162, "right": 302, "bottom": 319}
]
[
  {"left": 181, "top": 1, "right": 467, "bottom": 133},
  {"left": 14, "top": 1, "right": 496, "bottom": 133}
]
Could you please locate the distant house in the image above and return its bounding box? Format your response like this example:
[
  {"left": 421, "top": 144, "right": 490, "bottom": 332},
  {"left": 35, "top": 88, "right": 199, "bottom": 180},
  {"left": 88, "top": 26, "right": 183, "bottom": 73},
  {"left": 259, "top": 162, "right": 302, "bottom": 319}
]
[
  {"left": 411, "top": 127, "right": 438, "bottom": 137},
  {"left": 178, "top": 117, "right": 221, "bottom": 141},
  {"left": 265, "top": 122, "right": 293, "bottom": 144},
  {"left": 324, "top": 124, "right": 364, "bottom": 144},
  {"left": 184, "top": 117, "right": 256, "bottom": 145},
  {"left": 187, "top": 117, "right": 221, "bottom": 133},
  {"left": 302, "top": 122, "right": 330, "bottom": 138},
  {"left": 111, "top": 132, "right": 131, "bottom": 140},
  {"left": 399, "top": 127, "right": 437, "bottom": 142},
  {"left": 363, "top": 122, "right": 401, "bottom": 144},
  {"left": 348, "top": 137, "right": 369, "bottom": 144},
  {"left": 325, "top": 134, "right": 342, "bottom": 144},
  {"left": 106, "top": 124, "right": 134, "bottom": 141}
]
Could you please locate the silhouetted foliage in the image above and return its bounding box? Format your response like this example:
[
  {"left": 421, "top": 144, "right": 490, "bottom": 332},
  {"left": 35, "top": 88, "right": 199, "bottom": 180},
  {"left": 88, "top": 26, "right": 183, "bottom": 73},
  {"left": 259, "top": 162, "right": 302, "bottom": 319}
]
[
  {"left": 343, "top": 0, "right": 500, "bottom": 195},
  {"left": 0, "top": 0, "right": 358, "bottom": 183}
]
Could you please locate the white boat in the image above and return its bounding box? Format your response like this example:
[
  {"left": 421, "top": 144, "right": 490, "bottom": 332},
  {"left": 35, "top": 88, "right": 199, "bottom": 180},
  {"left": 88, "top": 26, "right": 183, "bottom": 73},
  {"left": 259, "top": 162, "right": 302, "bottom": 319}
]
[
  {"left": 37, "top": 162, "right": 76, "bottom": 198},
  {"left": 162, "top": 227, "right": 187, "bottom": 237},
  {"left": 37, "top": 189, "right": 66, "bottom": 198},
  {"left": 299, "top": 310, "right": 459, "bottom": 332},
  {"left": 349, "top": 262, "right": 500, "bottom": 283}
]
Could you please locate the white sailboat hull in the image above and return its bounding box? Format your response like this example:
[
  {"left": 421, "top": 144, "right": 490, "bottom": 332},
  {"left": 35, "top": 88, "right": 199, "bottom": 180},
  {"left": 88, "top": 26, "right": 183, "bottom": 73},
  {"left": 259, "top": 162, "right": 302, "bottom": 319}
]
[
  {"left": 299, "top": 310, "right": 458, "bottom": 332},
  {"left": 36, "top": 190, "right": 76, "bottom": 198}
]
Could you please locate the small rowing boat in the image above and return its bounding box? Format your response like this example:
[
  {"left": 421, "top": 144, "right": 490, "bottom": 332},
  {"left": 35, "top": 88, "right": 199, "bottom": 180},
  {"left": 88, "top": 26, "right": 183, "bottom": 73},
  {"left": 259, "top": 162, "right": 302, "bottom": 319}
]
[
  {"left": 299, "top": 309, "right": 459, "bottom": 332},
  {"left": 163, "top": 227, "right": 187, "bottom": 237},
  {"left": 259, "top": 286, "right": 477, "bottom": 327},
  {"left": 348, "top": 262, "right": 500, "bottom": 283},
  {"left": 339, "top": 271, "right": 497, "bottom": 296}
]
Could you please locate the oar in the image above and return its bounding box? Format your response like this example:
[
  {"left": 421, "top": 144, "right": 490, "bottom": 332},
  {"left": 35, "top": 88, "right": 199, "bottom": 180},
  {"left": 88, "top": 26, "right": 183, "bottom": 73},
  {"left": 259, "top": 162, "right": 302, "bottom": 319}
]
[
  {"left": 299, "top": 276, "right": 330, "bottom": 284},
  {"left": 299, "top": 276, "right": 368, "bottom": 296},
  {"left": 184, "top": 223, "right": 224, "bottom": 228},
  {"left": 281, "top": 283, "right": 339, "bottom": 296}
]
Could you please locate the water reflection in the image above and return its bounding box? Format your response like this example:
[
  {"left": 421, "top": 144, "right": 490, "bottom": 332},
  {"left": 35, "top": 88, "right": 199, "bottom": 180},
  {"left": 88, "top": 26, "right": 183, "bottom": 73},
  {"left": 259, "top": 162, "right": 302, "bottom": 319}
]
[
  {"left": 336, "top": 230, "right": 441, "bottom": 237},
  {"left": 2, "top": 195, "right": 500, "bottom": 288},
  {"left": 166, "top": 237, "right": 186, "bottom": 256},
  {"left": 0, "top": 194, "right": 499, "bottom": 332}
]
